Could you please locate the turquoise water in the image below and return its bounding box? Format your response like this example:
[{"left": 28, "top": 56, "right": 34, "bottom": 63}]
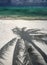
[{"left": 0, "top": 7, "right": 47, "bottom": 17}]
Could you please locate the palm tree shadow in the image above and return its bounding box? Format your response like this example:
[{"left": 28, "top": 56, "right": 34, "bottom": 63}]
[
  {"left": 12, "top": 27, "right": 47, "bottom": 63},
  {"left": 27, "top": 47, "right": 44, "bottom": 65},
  {"left": 12, "top": 39, "right": 43, "bottom": 65},
  {"left": 34, "top": 34, "right": 47, "bottom": 45},
  {"left": 0, "top": 62, "right": 4, "bottom": 65},
  {"left": 12, "top": 39, "right": 24, "bottom": 65},
  {"left": 0, "top": 38, "right": 16, "bottom": 60}
]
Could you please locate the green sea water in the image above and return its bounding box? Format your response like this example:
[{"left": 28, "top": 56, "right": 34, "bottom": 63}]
[{"left": 0, "top": 7, "right": 47, "bottom": 19}]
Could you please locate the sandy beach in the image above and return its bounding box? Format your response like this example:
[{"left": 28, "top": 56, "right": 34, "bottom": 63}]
[
  {"left": 0, "top": 20, "right": 47, "bottom": 65},
  {"left": 0, "top": 20, "right": 47, "bottom": 52}
]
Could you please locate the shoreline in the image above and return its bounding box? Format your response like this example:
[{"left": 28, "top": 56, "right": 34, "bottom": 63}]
[{"left": 0, "top": 16, "right": 47, "bottom": 20}]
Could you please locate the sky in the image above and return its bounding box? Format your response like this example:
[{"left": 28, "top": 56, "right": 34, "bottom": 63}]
[{"left": 0, "top": 0, "right": 47, "bottom": 6}]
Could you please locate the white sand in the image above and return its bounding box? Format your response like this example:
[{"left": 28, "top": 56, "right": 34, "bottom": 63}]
[
  {"left": 0, "top": 20, "right": 47, "bottom": 65},
  {"left": 0, "top": 20, "right": 47, "bottom": 48}
]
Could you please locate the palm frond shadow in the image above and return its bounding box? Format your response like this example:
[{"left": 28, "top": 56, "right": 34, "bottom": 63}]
[
  {"left": 25, "top": 40, "right": 44, "bottom": 65},
  {"left": 12, "top": 39, "right": 43, "bottom": 65},
  {"left": 33, "top": 34, "right": 47, "bottom": 45},
  {"left": 26, "top": 28, "right": 47, "bottom": 45},
  {"left": 12, "top": 39, "right": 24, "bottom": 65},
  {"left": 27, "top": 47, "right": 44, "bottom": 65},
  {"left": 0, "top": 62, "right": 4, "bottom": 65},
  {"left": 0, "top": 38, "right": 16, "bottom": 60},
  {"left": 12, "top": 27, "right": 47, "bottom": 63}
]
